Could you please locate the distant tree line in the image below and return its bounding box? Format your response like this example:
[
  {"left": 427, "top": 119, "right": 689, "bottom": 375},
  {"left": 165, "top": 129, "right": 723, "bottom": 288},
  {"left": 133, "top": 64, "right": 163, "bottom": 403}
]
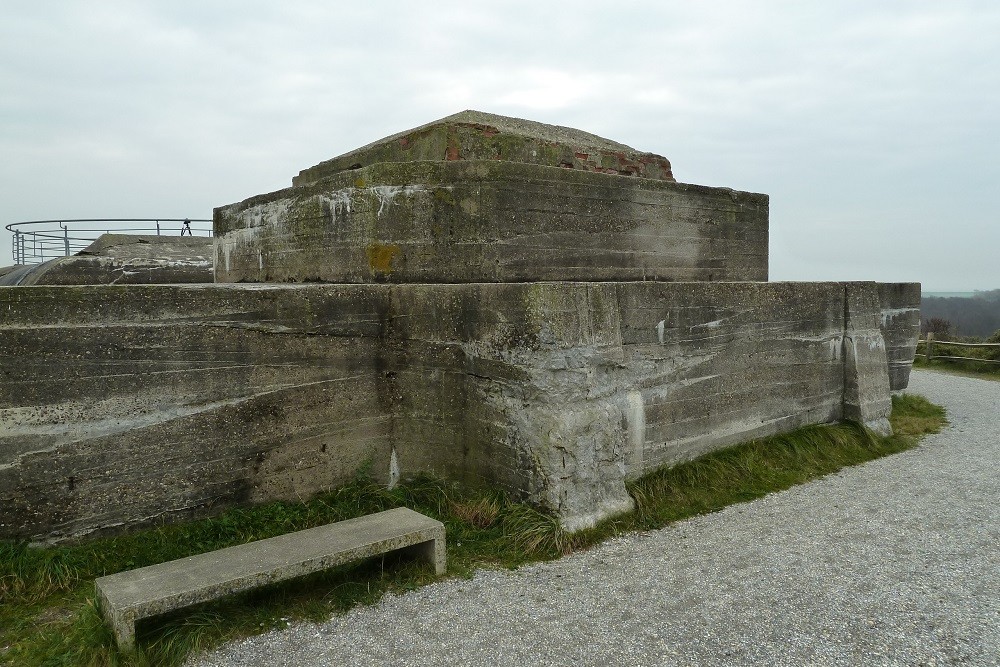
[{"left": 921, "top": 289, "right": 1000, "bottom": 338}]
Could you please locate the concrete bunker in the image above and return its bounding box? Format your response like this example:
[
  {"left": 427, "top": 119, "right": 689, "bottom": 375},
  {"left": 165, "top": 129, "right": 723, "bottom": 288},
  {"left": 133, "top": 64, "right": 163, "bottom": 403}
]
[
  {"left": 0, "top": 111, "right": 919, "bottom": 541},
  {"left": 0, "top": 233, "right": 213, "bottom": 286}
]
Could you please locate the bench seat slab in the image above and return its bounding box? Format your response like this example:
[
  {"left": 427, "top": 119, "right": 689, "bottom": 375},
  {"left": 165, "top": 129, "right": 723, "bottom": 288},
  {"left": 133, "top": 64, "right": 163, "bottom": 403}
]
[{"left": 95, "top": 507, "right": 445, "bottom": 650}]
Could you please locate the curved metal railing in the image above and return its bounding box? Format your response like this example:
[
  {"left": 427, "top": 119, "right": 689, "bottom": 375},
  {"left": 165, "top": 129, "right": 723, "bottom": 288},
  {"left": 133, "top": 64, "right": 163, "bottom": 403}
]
[{"left": 6, "top": 218, "right": 213, "bottom": 265}]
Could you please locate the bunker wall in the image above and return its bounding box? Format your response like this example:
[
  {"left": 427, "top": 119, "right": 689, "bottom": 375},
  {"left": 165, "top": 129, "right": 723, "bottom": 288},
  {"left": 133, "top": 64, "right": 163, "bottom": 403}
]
[
  {"left": 877, "top": 282, "right": 921, "bottom": 390},
  {"left": 0, "top": 281, "right": 913, "bottom": 541},
  {"left": 0, "top": 285, "right": 396, "bottom": 541},
  {"left": 214, "top": 161, "right": 768, "bottom": 285}
]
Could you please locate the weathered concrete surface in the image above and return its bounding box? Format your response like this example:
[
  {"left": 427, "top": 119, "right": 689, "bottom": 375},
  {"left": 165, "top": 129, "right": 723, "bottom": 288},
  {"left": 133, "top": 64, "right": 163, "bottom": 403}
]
[
  {"left": 0, "top": 281, "right": 910, "bottom": 540},
  {"left": 0, "top": 284, "right": 394, "bottom": 541},
  {"left": 0, "top": 265, "right": 34, "bottom": 285},
  {"left": 78, "top": 234, "right": 212, "bottom": 262},
  {"left": 843, "top": 284, "right": 893, "bottom": 435},
  {"left": 292, "top": 110, "right": 675, "bottom": 187},
  {"left": 96, "top": 507, "right": 445, "bottom": 650},
  {"left": 877, "top": 282, "right": 921, "bottom": 390},
  {"left": 0, "top": 265, "right": 22, "bottom": 279},
  {"left": 0, "top": 234, "right": 213, "bottom": 286},
  {"left": 216, "top": 161, "right": 767, "bottom": 284}
]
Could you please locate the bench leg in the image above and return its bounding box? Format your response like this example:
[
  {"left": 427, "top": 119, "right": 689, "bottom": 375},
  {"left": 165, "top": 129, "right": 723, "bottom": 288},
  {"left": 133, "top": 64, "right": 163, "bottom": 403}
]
[
  {"left": 404, "top": 534, "right": 446, "bottom": 574},
  {"left": 422, "top": 534, "right": 447, "bottom": 575},
  {"left": 97, "top": 583, "right": 138, "bottom": 652},
  {"left": 109, "top": 609, "right": 137, "bottom": 652}
]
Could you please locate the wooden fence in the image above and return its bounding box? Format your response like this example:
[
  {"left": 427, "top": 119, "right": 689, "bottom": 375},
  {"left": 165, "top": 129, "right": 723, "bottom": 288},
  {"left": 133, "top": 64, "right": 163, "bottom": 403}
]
[{"left": 917, "top": 333, "right": 1000, "bottom": 364}]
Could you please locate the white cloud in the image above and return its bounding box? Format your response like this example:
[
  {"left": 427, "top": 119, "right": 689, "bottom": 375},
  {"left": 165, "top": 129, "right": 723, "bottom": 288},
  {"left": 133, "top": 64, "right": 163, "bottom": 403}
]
[{"left": 1, "top": 0, "right": 998, "bottom": 290}]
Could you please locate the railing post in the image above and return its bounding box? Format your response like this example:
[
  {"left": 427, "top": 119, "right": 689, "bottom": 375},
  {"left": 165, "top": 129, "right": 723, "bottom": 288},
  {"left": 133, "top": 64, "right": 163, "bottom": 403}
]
[
  {"left": 156, "top": 221, "right": 161, "bottom": 235},
  {"left": 61, "top": 222, "right": 70, "bottom": 256},
  {"left": 13, "top": 231, "right": 19, "bottom": 264},
  {"left": 925, "top": 332, "right": 934, "bottom": 361}
]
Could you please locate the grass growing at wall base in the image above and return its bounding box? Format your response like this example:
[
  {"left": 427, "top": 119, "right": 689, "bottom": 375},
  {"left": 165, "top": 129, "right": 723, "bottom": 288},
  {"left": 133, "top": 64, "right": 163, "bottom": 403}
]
[{"left": 0, "top": 394, "right": 946, "bottom": 666}]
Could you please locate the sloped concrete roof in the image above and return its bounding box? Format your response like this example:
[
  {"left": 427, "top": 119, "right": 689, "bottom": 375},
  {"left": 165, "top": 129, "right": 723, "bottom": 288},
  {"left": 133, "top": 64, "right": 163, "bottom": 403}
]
[{"left": 293, "top": 110, "right": 675, "bottom": 186}]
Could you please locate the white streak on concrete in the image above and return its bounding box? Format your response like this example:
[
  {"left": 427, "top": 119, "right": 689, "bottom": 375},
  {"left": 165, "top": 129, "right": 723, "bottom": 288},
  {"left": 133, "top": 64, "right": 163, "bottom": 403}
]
[
  {"left": 234, "top": 198, "right": 292, "bottom": 230},
  {"left": 656, "top": 320, "right": 666, "bottom": 345},
  {"left": 318, "top": 190, "right": 352, "bottom": 227},
  {"left": 108, "top": 264, "right": 139, "bottom": 285},
  {"left": 624, "top": 390, "right": 645, "bottom": 476},
  {"left": 370, "top": 185, "right": 441, "bottom": 218},
  {"left": 880, "top": 307, "right": 919, "bottom": 326},
  {"left": 786, "top": 335, "right": 840, "bottom": 344},
  {"left": 217, "top": 226, "right": 262, "bottom": 274},
  {"left": 644, "top": 374, "right": 720, "bottom": 402},
  {"left": 0, "top": 380, "right": 339, "bottom": 471},
  {"left": 388, "top": 448, "right": 400, "bottom": 490}
]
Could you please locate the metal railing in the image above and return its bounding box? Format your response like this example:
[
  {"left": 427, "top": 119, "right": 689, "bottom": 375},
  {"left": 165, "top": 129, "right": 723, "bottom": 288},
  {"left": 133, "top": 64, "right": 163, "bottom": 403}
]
[{"left": 6, "top": 218, "right": 212, "bottom": 265}]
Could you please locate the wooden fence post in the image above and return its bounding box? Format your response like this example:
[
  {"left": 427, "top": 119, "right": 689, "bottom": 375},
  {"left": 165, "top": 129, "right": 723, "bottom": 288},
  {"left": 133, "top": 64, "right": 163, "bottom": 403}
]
[{"left": 925, "top": 332, "right": 934, "bottom": 361}]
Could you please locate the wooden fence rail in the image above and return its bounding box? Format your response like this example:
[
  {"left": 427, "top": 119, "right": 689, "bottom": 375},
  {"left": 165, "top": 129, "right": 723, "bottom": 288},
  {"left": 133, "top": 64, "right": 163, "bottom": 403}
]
[{"left": 917, "top": 333, "right": 1000, "bottom": 364}]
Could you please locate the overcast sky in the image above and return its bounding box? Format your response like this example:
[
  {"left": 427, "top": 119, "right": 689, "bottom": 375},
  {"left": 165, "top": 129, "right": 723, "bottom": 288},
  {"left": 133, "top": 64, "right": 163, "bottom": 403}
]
[{"left": 2, "top": 1, "right": 998, "bottom": 290}]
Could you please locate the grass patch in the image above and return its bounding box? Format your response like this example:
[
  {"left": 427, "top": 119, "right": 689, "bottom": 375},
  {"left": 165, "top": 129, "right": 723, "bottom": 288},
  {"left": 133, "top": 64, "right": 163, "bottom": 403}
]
[
  {"left": 0, "top": 394, "right": 945, "bottom": 666},
  {"left": 889, "top": 392, "right": 947, "bottom": 438}
]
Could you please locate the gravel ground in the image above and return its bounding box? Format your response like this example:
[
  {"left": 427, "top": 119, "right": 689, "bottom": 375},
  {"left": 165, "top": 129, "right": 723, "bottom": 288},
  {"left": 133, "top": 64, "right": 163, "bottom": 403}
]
[{"left": 189, "top": 370, "right": 1000, "bottom": 667}]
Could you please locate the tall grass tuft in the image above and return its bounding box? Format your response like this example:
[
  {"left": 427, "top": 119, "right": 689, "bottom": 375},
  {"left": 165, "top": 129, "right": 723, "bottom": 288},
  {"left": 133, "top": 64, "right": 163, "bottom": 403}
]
[{"left": 500, "top": 504, "right": 571, "bottom": 556}]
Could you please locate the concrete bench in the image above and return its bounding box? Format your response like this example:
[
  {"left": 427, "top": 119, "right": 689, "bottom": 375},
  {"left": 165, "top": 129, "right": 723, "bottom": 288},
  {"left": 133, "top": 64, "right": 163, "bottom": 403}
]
[{"left": 94, "top": 507, "right": 446, "bottom": 650}]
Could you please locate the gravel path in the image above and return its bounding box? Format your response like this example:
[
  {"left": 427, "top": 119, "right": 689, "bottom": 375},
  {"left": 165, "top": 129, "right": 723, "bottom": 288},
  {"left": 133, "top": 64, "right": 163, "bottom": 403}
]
[{"left": 189, "top": 370, "right": 1000, "bottom": 667}]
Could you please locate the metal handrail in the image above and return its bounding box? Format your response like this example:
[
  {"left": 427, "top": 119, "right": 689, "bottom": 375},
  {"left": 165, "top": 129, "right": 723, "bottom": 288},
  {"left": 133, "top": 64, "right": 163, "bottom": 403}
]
[{"left": 6, "top": 218, "right": 212, "bottom": 265}]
